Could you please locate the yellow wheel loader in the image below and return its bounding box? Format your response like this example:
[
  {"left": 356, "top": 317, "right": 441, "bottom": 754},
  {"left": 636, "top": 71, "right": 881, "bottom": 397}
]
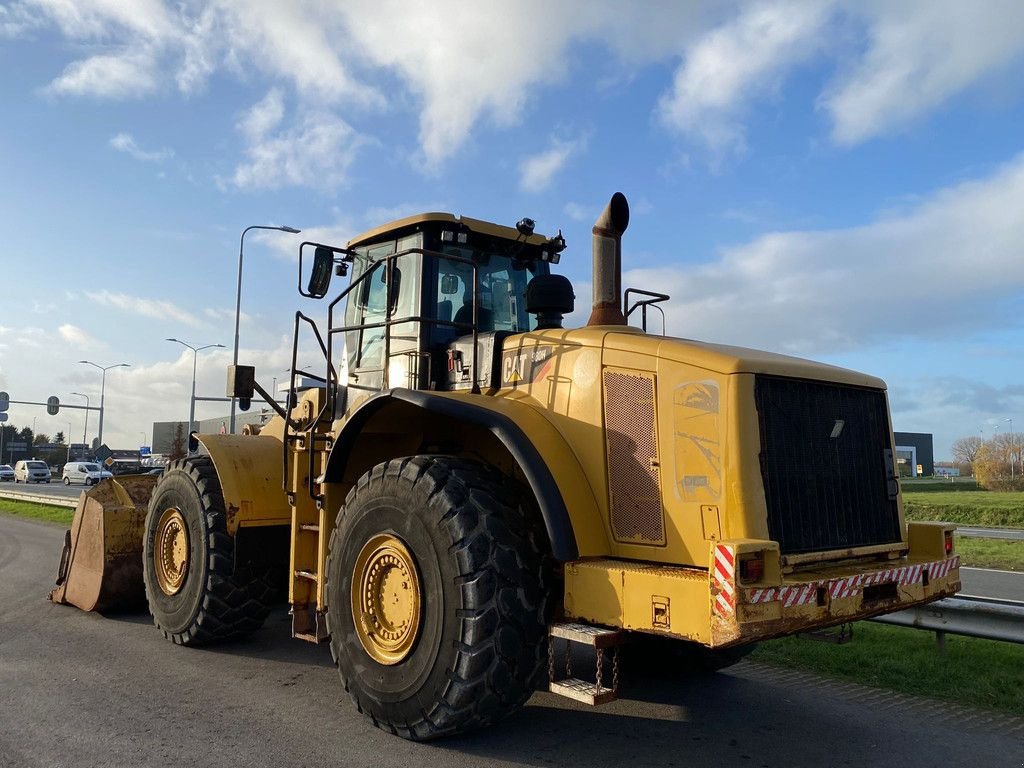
[{"left": 50, "top": 193, "right": 961, "bottom": 740}]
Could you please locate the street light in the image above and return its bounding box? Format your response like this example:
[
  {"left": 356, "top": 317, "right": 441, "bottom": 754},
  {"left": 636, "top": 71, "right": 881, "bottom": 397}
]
[
  {"left": 70, "top": 392, "right": 90, "bottom": 449},
  {"left": 167, "top": 339, "right": 225, "bottom": 440},
  {"left": 230, "top": 224, "right": 302, "bottom": 434},
  {"left": 78, "top": 361, "right": 130, "bottom": 448}
]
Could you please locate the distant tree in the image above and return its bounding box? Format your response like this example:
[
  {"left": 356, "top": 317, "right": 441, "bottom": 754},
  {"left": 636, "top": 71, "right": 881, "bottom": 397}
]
[
  {"left": 169, "top": 423, "right": 187, "bottom": 462},
  {"left": 33, "top": 433, "right": 51, "bottom": 446},
  {"left": 974, "top": 436, "right": 1023, "bottom": 491},
  {"left": 951, "top": 436, "right": 982, "bottom": 475},
  {"left": 54, "top": 431, "right": 65, "bottom": 445}
]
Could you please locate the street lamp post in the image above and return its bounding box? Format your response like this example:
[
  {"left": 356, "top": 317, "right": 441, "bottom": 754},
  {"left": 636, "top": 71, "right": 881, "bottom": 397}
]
[
  {"left": 167, "top": 339, "right": 225, "bottom": 439},
  {"left": 230, "top": 223, "right": 301, "bottom": 434},
  {"left": 79, "top": 361, "right": 130, "bottom": 448},
  {"left": 70, "top": 392, "right": 90, "bottom": 449}
]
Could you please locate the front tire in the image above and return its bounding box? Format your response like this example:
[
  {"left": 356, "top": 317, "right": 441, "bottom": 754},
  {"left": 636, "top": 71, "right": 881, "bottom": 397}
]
[
  {"left": 143, "top": 456, "right": 275, "bottom": 646},
  {"left": 63, "top": 477, "right": 71, "bottom": 485},
  {"left": 326, "top": 456, "right": 551, "bottom": 741}
]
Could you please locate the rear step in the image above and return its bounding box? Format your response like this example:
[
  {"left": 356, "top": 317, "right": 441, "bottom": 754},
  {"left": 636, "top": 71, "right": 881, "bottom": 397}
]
[{"left": 548, "top": 622, "right": 627, "bottom": 705}]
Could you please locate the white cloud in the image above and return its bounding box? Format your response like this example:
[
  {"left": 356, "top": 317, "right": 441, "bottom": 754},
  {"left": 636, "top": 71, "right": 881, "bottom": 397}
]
[
  {"left": 563, "top": 202, "right": 592, "bottom": 222},
  {"left": 657, "top": 0, "right": 831, "bottom": 155},
  {"left": 17, "top": 1, "right": 1024, "bottom": 161},
  {"left": 44, "top": 49, "right": 159, "bottom": 98},
  {"left": 57, "top": 323, "right": 102, "bottom": 347},
  {"left": 622, "top": 154, "right": 1024, "bottom": 354},
  {"left": 0, "top": 2, "right": 43, "bottom": 37},
  {"left": 823, "top": 0, "right": 1024, "bottom": 145},
  {"left": 109, "top": 132, "right": 172, "bottom": 161},
  {"left": 85, "top": 289, "right": 200, "bottom": 327},
  {"left": 231, "top": 91, "right": 368, "bottom": 191},
  {"left": 29, "top": 0, "right": 175, "bottom": 39},
  {"left": 519, "top": 134, "right": 588, "bottom": 192}
]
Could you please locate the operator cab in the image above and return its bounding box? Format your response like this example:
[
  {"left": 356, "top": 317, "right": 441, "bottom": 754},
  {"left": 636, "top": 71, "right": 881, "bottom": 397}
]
[{"left": 335, "top": 213, "right": 567, "bottom": 397}]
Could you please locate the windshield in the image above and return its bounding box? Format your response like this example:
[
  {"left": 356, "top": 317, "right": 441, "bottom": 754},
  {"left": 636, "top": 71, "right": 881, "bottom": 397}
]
[
  {"left": 435, "top": 245, "right": 545, "bottom": 336},
  {"left": 27, "top": 461, "right": 48, "bottom": 469},
  {"left": 83, "top": 463, "right": 101, "bottom": 472}
]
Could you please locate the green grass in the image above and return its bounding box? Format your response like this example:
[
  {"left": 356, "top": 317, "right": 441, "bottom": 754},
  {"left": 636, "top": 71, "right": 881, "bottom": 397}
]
[
  {"left": 751, "top": 621, "right": 1024, "bottom": 716},
  {"left": 899, "top": 478, "right": 979, "bottom": 492},
  {"left": 955, "top": 536, "right": 1024, "bottom": 571},
  {"left": 0, "top": 498, "right": 74, "bottom": 524},
  {"left": 903, "top": 490, "right": 1024, "bottom": 528}
]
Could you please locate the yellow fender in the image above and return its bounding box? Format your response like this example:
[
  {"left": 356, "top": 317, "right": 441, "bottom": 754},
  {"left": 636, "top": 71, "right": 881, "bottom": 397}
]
[
  {"left": 196, "top": 434, "right": 291, "bottom": 534},
  {"left": 327, "top": 388, "right": 609, "bottom": 560}
]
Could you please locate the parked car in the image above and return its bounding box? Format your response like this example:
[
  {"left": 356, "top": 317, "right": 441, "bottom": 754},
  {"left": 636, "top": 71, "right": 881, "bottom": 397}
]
[
  {"left": 14, "top": 460, "right": 51, "bottom": 483},
  {"left": 146, "top": 468, "right": 164, "bottom": 476},
  {"left": 62, "top": 461, "right": 114, "bottom": 486},
  {"left": 0, "top": 464, "right": 14, "bottom": 482}
]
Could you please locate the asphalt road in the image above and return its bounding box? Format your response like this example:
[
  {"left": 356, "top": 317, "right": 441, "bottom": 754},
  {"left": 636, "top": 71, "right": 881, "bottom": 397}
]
[
  {"left": 1, "top": 515, "right": 1022, "bottom": 768},
  {"left": 961, "top": 567, "right": 1024, "bottom": 601}
]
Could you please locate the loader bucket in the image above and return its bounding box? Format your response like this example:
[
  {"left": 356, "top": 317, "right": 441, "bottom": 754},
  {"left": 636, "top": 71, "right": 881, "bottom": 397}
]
[{"left": 48, "top": 475, "right": 159, "bottom": 612}]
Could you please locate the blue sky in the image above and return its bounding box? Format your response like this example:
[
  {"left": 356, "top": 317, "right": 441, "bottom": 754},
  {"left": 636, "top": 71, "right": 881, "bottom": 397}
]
[{"left": 1, "top": 0, "right": 1023, "bottom": 458}]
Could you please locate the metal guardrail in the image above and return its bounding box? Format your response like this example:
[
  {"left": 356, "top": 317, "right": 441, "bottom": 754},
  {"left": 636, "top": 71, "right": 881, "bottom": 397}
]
[
  {"left": 956, "top": 526, "right": 1024, "bottom": 541},
  {"left": 0, "top": 488, "right": 78, "bottom": 508},
  {"left": 871, "top": 595, "right": 1024, "bottom": 645}
]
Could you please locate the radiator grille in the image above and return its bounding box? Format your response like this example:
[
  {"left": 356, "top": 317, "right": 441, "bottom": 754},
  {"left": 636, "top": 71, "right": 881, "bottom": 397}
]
[
  {"left": 755, "top": 375, "right": 900, "bottom": 555},
  {"left": 604, "top": 370, "right": 665, "bottom": 545}
]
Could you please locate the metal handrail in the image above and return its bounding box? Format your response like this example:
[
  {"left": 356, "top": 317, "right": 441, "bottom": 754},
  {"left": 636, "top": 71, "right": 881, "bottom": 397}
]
[{"left": 624, "top": 288, "right": 670, "bottom": 335}]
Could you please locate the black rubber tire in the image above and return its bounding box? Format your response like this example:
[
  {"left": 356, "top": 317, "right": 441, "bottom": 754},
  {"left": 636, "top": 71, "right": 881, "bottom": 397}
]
[
  {"left": 326, "top": 456, "right": 551, "bottom": 741},
  {"left": 63, "top": 477, "right": 70, "bottom": 485},
  {"left": 629, "top": 636, "right": 758, "bottom": 677},
  {"left": 143, "top": 456, "right": 276, "bottom": 646}
]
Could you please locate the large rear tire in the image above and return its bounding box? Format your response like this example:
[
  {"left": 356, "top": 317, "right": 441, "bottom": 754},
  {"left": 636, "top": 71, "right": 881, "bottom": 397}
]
[
  {"left": 326, "top": 456, "right": 551, "bottom": 741},
  {"left": 143, "top": 456, "right": 275, "bottom": 646}
]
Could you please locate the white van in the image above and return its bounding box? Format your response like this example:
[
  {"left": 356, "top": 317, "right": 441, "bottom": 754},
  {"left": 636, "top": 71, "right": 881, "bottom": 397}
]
[
  {"left": 62, "top": 462, "right": 113, "bottom": 486},
  {"left": 14, "top": 460, "right": 51, "bottom": 483}
]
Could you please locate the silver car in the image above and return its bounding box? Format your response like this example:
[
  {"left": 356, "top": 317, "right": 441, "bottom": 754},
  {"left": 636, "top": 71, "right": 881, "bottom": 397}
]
[
  {"left": 0, "top": 464, "right": 14, "bottom": 481},
  {"left": 62, "top": 461, "right": 114, "bottom": 486}
]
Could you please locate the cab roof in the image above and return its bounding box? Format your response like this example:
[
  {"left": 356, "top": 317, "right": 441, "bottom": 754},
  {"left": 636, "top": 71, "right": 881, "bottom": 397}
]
[{"left": 347, "top": 212, "right": 551, "bottom": 250}]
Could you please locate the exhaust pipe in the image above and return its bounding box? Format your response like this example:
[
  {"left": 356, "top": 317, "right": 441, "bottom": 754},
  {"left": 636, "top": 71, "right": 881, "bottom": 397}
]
[{"left": 587, "top": 192, "right": 629, "bottom": 326}]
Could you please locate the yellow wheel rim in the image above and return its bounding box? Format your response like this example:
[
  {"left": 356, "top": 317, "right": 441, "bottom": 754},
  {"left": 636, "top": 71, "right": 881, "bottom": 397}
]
[
  {"left": 154, "top": 507, "right": 189, "bottom": 596},
  {"left": 351, "top": 534, "right": 422, "bottom": 665}
]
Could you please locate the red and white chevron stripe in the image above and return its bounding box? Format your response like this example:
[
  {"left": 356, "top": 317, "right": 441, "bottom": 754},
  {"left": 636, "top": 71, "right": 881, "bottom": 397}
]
[
  {"left": 739, "top": 556, "right": 960, "bottom": 608},
  {"left": 713, "top": 545, "right": 736, "bottom": 616}
]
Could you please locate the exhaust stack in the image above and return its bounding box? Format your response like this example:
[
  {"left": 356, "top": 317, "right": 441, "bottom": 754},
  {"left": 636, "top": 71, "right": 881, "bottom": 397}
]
[{"left": 587, "top": 192, "right": 629, "bottom": 326}]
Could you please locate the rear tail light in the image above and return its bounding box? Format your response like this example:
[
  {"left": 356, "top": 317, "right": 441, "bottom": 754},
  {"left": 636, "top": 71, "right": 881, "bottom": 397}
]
[
  {"left": 739, "top": 553, "right": 765, "bottom": 584},
  {"left": 944, "top": 531, "right": 954, "bottom": 556}
]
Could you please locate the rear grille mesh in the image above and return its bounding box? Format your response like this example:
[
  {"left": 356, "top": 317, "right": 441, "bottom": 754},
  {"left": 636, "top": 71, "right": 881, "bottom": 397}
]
[
  {"left": 604, "top": 369, "right": 665, "bottom": 545},
  {"left": 755, "top": 375, "right": 900, "bottom": 554}
]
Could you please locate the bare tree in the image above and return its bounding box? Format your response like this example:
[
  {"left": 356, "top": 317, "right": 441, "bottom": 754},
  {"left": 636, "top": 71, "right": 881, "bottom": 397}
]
[{"left": 951, "top": 436, "right": 982, "bottom": 473}]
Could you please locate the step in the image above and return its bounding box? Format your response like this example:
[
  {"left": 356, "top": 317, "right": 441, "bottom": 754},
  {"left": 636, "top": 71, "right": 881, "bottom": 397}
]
[
  {"left": 549, "top": 678, "right": 618, "bottom": 706},
  {"left": 294, "top": 570, "right": 318, "bottom": 582},
  {"left": 549, "top": 622, "right": 627, "bottom": 649},
  {"left": 299, "top": 523, "right": 320, "bottom": 533},
  {"left": 548, "top": 622, "right": 625, "bottom": 706}
]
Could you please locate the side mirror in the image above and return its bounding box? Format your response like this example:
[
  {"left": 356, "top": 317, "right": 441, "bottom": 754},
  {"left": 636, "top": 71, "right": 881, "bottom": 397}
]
[{"left": 307, "top": 246, "right": 335, "bottom": 299}]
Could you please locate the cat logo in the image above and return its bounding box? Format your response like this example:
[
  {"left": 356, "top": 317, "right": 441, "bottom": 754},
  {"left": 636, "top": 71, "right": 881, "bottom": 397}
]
[
  {"left": 830, "top": 419, "right": 845, "bottom": 439},
  {"left": 501, "top": 346, "right": 551, "bottom": 387}
]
